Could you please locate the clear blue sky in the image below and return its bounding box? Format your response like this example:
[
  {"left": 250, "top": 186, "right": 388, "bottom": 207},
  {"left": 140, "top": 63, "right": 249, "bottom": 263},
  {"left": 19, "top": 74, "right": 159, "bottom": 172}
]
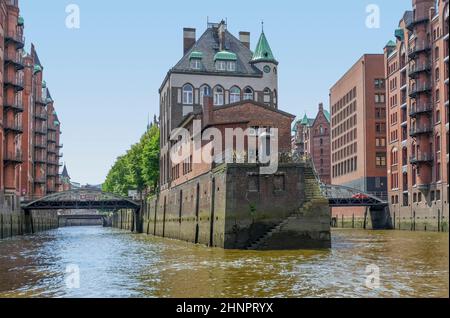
[{"left": 20, "top": 0, "right": 411, "bottom": 185}]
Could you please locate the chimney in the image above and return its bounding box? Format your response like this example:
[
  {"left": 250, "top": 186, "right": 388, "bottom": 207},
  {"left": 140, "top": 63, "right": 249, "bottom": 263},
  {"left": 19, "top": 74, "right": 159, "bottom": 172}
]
[
  {"left": 318, "top": 103, "right": 324, "bottom": 112},
  {"left": 183, "top": 28, "right": 196, "bottom": 55},
  {"left": 218, "top": 20, "right": 227, "bottom": 51},
  {"left": 239, "top": 32, "right": 250, "bottom": 49},
  {"left": 203, "top": 96, "right": 214, "bottom": 127}
]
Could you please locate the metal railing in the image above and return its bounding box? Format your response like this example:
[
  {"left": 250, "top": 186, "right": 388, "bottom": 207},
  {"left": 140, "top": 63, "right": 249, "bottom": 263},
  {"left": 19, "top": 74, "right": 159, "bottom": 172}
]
[
  {"left": 408, "top": 63, "right": 431, "bottom": 76},
  {"left": 4, "top": 121, "right": 23, "bottom": 133},
  {"left": 410, "top": 153, "right": 434, "bottom": 164},
  {"left": 3, "top": 75, "right": 24, "bottom": 88},
  {"left": 409, "top": 103, "right": 433, "bottom": 116},
  {"left": 410, "top": 124, "right": 433, "bottom": 136},
  {"left": 4, "top": 151, "right": 23, "bottom": 163}
]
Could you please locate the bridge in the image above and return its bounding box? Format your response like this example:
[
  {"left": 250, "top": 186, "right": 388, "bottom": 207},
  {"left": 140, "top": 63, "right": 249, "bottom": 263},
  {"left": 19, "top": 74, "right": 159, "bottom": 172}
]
[
  {"left": 319, "top": 183, "right": 388, "bottom": 208},
  {"left": 21, "top": 189, "right": 142, "bottom": 233}
]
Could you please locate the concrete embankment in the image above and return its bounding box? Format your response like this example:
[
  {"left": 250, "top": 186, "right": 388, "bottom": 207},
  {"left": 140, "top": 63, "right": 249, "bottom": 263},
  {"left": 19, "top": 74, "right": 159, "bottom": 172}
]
[{"left": 0, "top": 209, "right": 58, "bottom": 239}]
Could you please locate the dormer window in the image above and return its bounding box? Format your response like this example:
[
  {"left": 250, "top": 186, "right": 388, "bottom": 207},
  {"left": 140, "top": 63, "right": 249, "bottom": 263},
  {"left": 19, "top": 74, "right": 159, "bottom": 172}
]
[
  {"left": 227, "top": 61, "right": 236, "bottom": 71},
  {"left": 189, "top": 51, "right": 203, "bottom": 70},
  {"left": 190, "top": 59, "right": 201, "bottom": 70},
  {"left": 214, "top": 51, "right": 237, "bottom": 72},
  {"left": 216, "top": 61, "right": 226, "bottom": 71}
]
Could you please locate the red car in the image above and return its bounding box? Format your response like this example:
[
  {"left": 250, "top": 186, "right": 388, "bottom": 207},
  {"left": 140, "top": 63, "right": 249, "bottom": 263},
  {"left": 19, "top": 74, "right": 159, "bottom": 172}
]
[{"left": 352, "top": 193, "right": 369, "bottom": 200}]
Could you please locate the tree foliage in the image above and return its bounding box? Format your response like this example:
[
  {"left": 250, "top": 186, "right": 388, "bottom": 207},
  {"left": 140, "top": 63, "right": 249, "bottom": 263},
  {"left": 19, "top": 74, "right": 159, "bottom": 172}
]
[{"left": 103, "top": 124, "right": 160, "bottom": 197}]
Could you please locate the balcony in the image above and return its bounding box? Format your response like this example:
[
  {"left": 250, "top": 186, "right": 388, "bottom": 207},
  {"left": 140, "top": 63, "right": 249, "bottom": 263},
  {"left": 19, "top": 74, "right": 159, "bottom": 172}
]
[
  {"left": 408, "top": 43, "right": 431, "bottom": 59},
  {"left": 410, "top": 153, "right": 434, "bottom": 165},
  {"left": 57, "top": 143, "right": 64, "bottom": 149},
  {"left": 34, "top": 176, "right": 47, "bottom": 184},
  {"left": 4, "top": 52, "right": 25, "bottom": 70},
  {"left": 408, "top": 63, "right": 431, "bottom": 78},
  {"left": 47, "top": 158, "right": 60, "bottom": 166},
  {"left": 409, "top": 83, "right": 432, "bottom": 98},
  {"left": 410, "top": 124, "right": 433, "bottom": 137},
  {"left": 406, "top": 15, "right": 429, "bottom": 31},
  {"left": 34, "top": 156, "right": 47, "bottom": 164},
  {"left": 34, "top": 112, "right": 48, "bottom": 121},
  {"left": 4, "top": 31, "right": 25, "bottom": 49},
  {"left": 3, "top": 99, "right": 24, "bottom": 113},
  {"left": 47, "top": 148, "right": 57, "bottom": 155},
  {"left": 48, "top": 126, "right": 57, "bottom": 132},
  {"left": 47, "top": 170, "right": 58, "bottom": 177},
  {"left": 58, "top": 153, "right": 63, "bottom": 158},
  {"left": 34, "top": 140, "right": 47, "bottom": 149},
  {"left": 3, "top": 75, "right": 24, "bottom": 91},
  {"left": 409, "top": 103, "right": 433, "bottom": 117},
  {"left": 34, "top": 126, "right": 47, "bottom": 135},
  {"left": 48, "top": 136, "right": 57, "bottom": 143},
  {"left": 4, "top": 151, "right": 23, "bottom": 164},
  {"left": 35, "top": 97, "right": 48, "bottom": 106},
  {"left": 4, "top": 121, "right": 23, "bottom": 134}
]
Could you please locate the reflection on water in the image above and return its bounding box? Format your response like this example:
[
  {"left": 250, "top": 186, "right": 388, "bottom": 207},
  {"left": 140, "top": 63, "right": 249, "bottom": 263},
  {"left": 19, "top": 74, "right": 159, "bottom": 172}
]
[{"left": 0, "top": 227, "right": 448, "bottom": 298}]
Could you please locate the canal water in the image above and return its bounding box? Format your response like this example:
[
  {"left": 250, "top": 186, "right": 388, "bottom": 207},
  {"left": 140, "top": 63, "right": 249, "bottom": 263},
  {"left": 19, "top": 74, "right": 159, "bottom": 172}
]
[{"left": 0, "top": 227, "right": 448, "bottom": 298}]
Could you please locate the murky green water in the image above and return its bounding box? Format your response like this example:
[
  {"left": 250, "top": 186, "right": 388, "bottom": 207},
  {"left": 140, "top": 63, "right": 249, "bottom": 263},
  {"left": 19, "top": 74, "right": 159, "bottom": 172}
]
[{"left": 0, "top": 227, "right": 448, "bottom": 298}]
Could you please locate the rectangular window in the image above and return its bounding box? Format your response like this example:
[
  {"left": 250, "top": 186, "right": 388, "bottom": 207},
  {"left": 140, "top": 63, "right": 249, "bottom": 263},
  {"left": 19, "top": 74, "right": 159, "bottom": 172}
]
[
  {"left": 216, "top": 61, "right": 226, "bottom": 71},
  {"left": 376, "top": 153, "right": 387, "bottom": 167},
  {"left": 227, "top": 61, "right": 236, "bottom": 71}
]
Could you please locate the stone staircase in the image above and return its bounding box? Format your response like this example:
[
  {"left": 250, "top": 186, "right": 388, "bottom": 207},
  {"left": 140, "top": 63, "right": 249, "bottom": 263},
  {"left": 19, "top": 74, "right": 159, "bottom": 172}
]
[{"left": 246, "top": 166, "right": 330, "bottom": 250}]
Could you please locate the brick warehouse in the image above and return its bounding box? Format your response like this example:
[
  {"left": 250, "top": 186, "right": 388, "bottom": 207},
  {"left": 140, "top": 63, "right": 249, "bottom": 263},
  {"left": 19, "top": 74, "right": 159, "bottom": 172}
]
[
  {"left": 114, "top": 21, "right": 331, "bottom": 250},
  {"left": 330, "top": 54, "right": 389, "bottom": 228},
  {"left": 1, "top": 0, "right": 67, "bottom": 238},
  {"left": 384, "top": 0, "right": 449, "bottom": 231},
  {"left": 292, "top": 103, "right": 331, "bottom": 184}
]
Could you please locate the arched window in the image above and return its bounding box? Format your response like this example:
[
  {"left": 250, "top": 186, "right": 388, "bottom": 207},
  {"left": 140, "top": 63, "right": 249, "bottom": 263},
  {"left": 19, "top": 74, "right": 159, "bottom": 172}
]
[
  {"left": 182, "top": 84, "right": 193, "bottom": 105},
  {"left": 213, "top": 86, "right": 224, "bottom": 106},
  {"left": 263, "top": 88, "right": 271, "bottom": 105},
  {"left": 273, "top": 89, "right": 277, "bottom": 106},
  {"left": 200, "top": 85, "right": 211, "bottom": 105},
  {"left": 243, "top": 87, "right": 254, "bottom": 100},
  {"left": 230, "top": 86, "right": 241, "bottom": 103}
]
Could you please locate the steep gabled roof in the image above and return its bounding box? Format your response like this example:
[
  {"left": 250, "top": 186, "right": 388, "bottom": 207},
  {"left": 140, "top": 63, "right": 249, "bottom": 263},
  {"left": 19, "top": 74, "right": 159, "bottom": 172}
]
[
  {"left": 171, "top": 27, "right": 262, "bottom": 76},
  {"left": 61, "top": 165, "right": 70, "bottom": 179},
  {"left": 251, "top": 31, "right": 278, "bottom": 64}
]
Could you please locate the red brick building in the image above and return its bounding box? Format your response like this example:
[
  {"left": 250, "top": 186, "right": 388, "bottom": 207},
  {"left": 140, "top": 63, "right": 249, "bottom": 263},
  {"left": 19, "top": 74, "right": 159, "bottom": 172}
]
[
  {"left": 0, "top": 0, "right": 64, "bottom": 208},
  {"left": 330, "top": 54, "right": 388, "bottom": 226},
  {"left": 384, "top": 0, "right": 448, "bottom": 231},
  {"left": 292, "top": 103, "right": 331, "bottom": 184}
]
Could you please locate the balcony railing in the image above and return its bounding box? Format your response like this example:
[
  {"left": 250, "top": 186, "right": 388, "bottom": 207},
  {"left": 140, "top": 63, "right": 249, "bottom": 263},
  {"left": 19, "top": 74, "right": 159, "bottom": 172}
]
[
  {"left": 3, "top": 99, "right": 24, "bottom": 113},
  {"left": 47, "top": 148, "right": 57, "bottom": 154},
  {"left": 48, "top": 136, "right": 57, "bottom": 143},
  {"left": 34, "top": 176, "right": 47, "bottom": 184},
  {"left": 57, "top": 143, "right": 64, "bottom": 149},
  {"left": 409, "top": 82, "right": 432, "bottom": 98},
  {"left": 410, "top": 124, "right": 433, "bottom": 136},
  {"left": 35, "top": 96, "right": 48, "bottom": 106},
  {"left": 410, "top": 154, "right": 434, "bottom": 164},
  {"left": 34, "top": 112, "right": 48, "bottom": 120},
  {"left": 4, "top": 31, "right": 25, "bottom": 48},
  {"left": 408, "top": 42, "right": 431, "bottom": 58},
  {"left": 4, "top": 121, "right": 23, "bottom": 134},
  {"left": 34, "top": 141, "right": 47, "bottom": 149},
  {"left": 406, "top": 16, "right": 429, "bottom": 31},
  {"left": 409, "top": 103, "right": 433, "bottom": 117},
  {"left": 408, "top": 63, "right": 431, "bottom": 78},
  {"left": 4, "top": 51, "right": 25, "bottom": 70},
  {"left": 4, "top": 151, "right": 23, "bottom": 164},
  {"left": 47, "top": 158, "right": 60, "bottom": 166},
  {"left": 3, "top": 75, "right": 24, "bottom": 91},
  {"left": 34, "top": 156, "right": 47, "bottom": 164},
  {"left": 34, "top": 126, "right": 47, "bottom": 135}
]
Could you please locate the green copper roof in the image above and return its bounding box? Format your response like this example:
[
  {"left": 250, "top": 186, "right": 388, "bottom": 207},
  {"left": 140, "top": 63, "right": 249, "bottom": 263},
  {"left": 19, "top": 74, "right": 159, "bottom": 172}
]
[
  {"left": 214, "top": 51, "right": 237, "bottom": 61},
  {"left": 394, "top": 29, "right": 404, "bottom": 41},
  {"left": 33, "top": 65, "right": 42, "bottom": 74},
  {"left": 18, "top": 16, "right": 24, "bottom": 26},
  {"left": 300, "top": 114, "right": 310, "bottom": 125},
  {"left": 385, "top": 40, "right": 396, "bottom": 48},
  {"left": 323, "top": 110, "right": 331, "bottom": 123},
  {"left": 54, "top": 120, "right": 60, "bottom": 126},
  {"left": 251, "top": 32, "right": 277, "bottom": 64},
  {"left": 42, "top": 81, "right": 47, "bottom": 88},
  {"left": 189, "top": 51, "right": 203, "bottom": 59}
]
